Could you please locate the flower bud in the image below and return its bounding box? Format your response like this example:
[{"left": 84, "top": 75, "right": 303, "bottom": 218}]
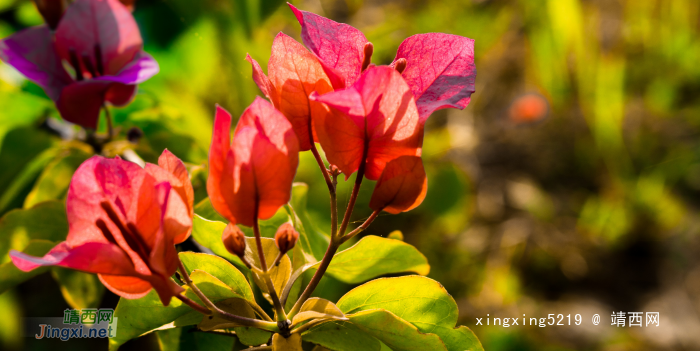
[
  {"left": 329, "top": 164, "right": 342, "bottom": 177},
  {"left": 274, "top": 222, "right": 299, "bottom": 255},
  {"left": 222, "top": 223, "right": 247, "bottom": 258},
  {"left": 361, "top": 42, "right": 374, "bottom": 72},
  {"left": 394, "top": 58, "right": 407, "bottom": 74}
]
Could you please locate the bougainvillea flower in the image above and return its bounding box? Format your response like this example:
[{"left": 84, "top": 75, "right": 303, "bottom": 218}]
[
  {"left": 208, "top": 97, "right": 300, "bottom": 227},
  {"left": 10, "top": 150, "right": 194, "bottom": 305},
  {"left": 310, "top": 66, "right": 422, "bottom": 180},
  {"left": 369, "top": 155, "right": 427, "bottom": 214},
  {"left": 246, "top": 32, "right": 333, "bottom": 151},
  {"left": 0, "top": 0, "right": 158, "bottom": 129},
  {"left": 289, "top": 4, "right": 475, "bottom": 122}
]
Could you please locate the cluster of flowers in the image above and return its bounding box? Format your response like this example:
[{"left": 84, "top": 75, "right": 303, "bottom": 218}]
[{"left": 4, "top": 0, "right": 476, "bottom": 307}]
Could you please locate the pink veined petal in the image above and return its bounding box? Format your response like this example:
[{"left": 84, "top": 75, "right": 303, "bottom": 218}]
[
  {"left": 0, "top": 25, "right": 72, "bottom": 101},
  {"left": 245, "top": 54, "right": 275, "bottom": 103},
  {"left": 9, "top": 241, "right": 137, "bottom": 275},
  {"left": 288, "top": 3, "right": 368, "bottom": 89},
  {"left": 392, "top": 33, "right": 476, "bottom": 123},
  {"left": 55, "top": 0, "right": 142, "bottom": 76},
  {"left": 207, "top": 105, "right": 236, "bottom": 223}
]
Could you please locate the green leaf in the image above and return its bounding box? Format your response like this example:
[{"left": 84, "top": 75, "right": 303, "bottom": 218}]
[
  {"left": 194, "top": 198, "right": 227, "bottom": 223},
  {"left": 272, "top": 332, "right": 303, "bottom": 351},
  {"left": 191, "top": 215, "right": 240, "bottom": 264},
  {"left": 337, "top": 276, "right": 482, "bottom": 351},
  {"left": 348, "top": 309, "right": 447, "bottom": 351},
  {"left": 337, "top": 276, "right": 458, "bottom": 334},
  {"left": 430, "top": 326, "right": 483, "bottom": 351},
  {"left": 0, "top": 239, "right": 55, "bottom": 294},
  {"left": 24, "top": 147, "right": 91, "bottom": 208},
  {"left": 289, "top": 183, "right": 329, "bottom": 261},
  {"left": 109, "top": 270, "right": 239, "bottom": 350},
  {"left": 0, "top": 200, "right": 67, "bottom": 263},
  {"left": 0, "top": 147, "right": 60, "bottom": 215},
  {"left": 195, "top": 298, "right": 272, "bottom": 346},
  {"left": 320, "top": 236, "right": 429, "bottom": 284},
  {"left": 303, "top": 321, "right": 381, "bottom": 351},
  {"left": 51, "top": 268, "right": 105, "bottom": 309},
  {"left": 156, "top": 326, "right": 240, "bottom": 351},
  {"left": 292, "top": 298, "right": 345, "bottom": 326},
  {"left": 179, "top": 252, "right": 254, "bottom": 303}
]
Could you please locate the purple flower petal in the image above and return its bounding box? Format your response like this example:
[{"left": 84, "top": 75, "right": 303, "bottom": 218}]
[
  {"left": 392, "top": 33, "right": 476, "bottom": 123},
  {"left": 0, "top": 25, "right": 71, "bottom": 101},
  {"left": 96, "top": 51, "right": 159, "bottom": 85}
]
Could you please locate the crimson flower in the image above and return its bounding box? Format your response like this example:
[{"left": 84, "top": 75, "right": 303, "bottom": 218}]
[
  {"left": 246, "top": 33, "right": 333, "bottom": 151},
  {"left": 10, "top": 150, "right": 194, "bottom": 305},
  {"left": 207, "top": 97, "right": 300, "bottom": 227},
  {"left": 0, "top": 0, "right": 158, "bottom": 129},
  {"left": 310, "top": 66, "right": 422, "bottom": 180},
  {"left": 289, "top": 3, "right": 476, "bottom": 122}
]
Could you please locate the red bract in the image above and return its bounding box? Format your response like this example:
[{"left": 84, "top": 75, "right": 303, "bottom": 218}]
[
  {"left": 246, "top": 33, "right": 333, "bottom": 151},
  {"left": 369, "top": 156, "right": 427, "bottom": 214},
  {"left": 289, "top": 4, "right": 476, "bottom": 122},
  {"left": 391, "top": 33, "right": 476, "bottom": 123},
  {"left": 289, "top": 3, "right": 369, "bottom": 90},
  {"left": 9, "top": 150, "right": 193, "bottom": 305},
  {"left": 0, "top": 0, "right": 158, "bottom": 129},
  {"left": 207, "top": 98, "right": 300, "bottom": 227},
  {"left": 310, "top": 66, "right": 422, "bottom": 181}
]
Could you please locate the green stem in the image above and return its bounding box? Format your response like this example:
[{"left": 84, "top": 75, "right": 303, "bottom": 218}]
[{"left": 103, "top": 104, "right": 113, "bottom": 141}]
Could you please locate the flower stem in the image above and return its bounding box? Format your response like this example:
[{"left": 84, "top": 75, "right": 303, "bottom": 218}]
[
  {"left": 177, "top": 258, "right": 278, "bottom": 331},
  {"left": 175, "top": 293, "right": 211, "bottom": 315},
  {"left": 103, "top": 104, "right": 113, "bottom": 141},
  {"left": 254, "top": 217, "right": 287, "bottom": 322},
  {"left": 340, "top": 209, "right": 381, "bottom": 244},
  {"left": 311, "top": 144, "right": 337, "bottom": 237},
  {"left": 287, "top": 238, "right": 340, "bottom": 319},
  {"left": 338, "top": 164, "right": 365, "bottom": 237}
]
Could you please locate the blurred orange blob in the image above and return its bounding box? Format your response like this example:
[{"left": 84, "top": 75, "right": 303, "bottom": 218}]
[{"left": 508, "top": 93, "right": 549, "bottom": 124}]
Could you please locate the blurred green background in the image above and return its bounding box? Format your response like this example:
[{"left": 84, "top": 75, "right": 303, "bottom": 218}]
[{"left": 2, "top": 0, "right": 700, "bottom": 350}]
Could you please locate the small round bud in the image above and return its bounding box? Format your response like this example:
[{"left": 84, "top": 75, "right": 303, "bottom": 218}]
[
  {"left": 394, "top": 58, "right": 407, "bottom": 74},
  {"left": 329, "top": 164, "right": 342, "bottom": 177},
  {"left": 274, "top": 222, "right": 299, "bottom": 255},
  {"left": 222, "top": 223, "right": 246, "bottom": 258}
]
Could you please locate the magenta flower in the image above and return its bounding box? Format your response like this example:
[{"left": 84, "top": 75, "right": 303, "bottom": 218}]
[
  {"left": 0, "top": 0, "right": 158, "bottom": 129},
  {"left": 289, "top": 4, "right": 476, "bottom": 122}
]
